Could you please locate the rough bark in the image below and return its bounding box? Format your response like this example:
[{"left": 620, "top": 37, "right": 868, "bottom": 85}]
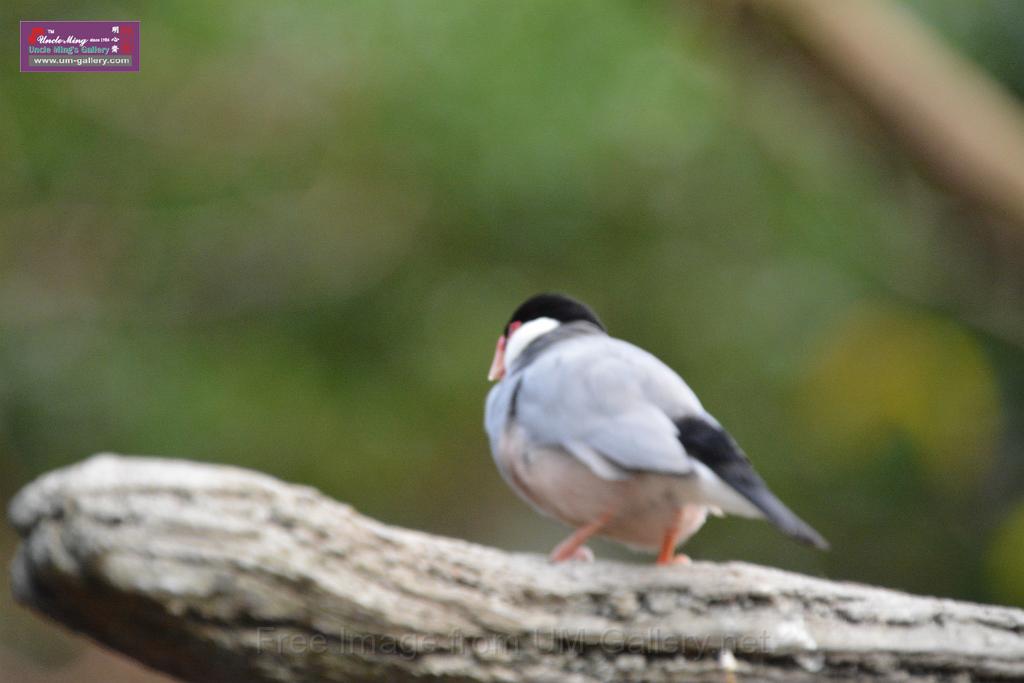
[{"left": 7, "top": 454, "right": 1024, "bottom": 682}]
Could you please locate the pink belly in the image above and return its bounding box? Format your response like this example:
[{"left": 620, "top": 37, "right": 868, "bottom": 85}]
[{"left": 497, "top": 433, "right": 708, "bottom": 551}]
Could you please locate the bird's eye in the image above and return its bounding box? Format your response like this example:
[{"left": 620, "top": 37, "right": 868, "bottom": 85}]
[{"left": 508, "top": 321, "right": 522, "bottom": 336}]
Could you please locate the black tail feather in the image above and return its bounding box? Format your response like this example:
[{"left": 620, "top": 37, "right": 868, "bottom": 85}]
[{"left": 676, "top": 417, "right": 829, "bottom": 550}]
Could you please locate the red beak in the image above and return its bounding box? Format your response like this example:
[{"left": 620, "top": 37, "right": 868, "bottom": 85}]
[{"left": 487, "top": 335, "right": 507, "bottom": 381}]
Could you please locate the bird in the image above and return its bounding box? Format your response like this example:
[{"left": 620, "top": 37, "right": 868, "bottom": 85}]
[{"left": 484, "top": 293, "right": 828, "bottom": 565}]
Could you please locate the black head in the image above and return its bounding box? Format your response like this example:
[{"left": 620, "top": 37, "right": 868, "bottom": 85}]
[{"left": 505, "top": 293, "right": 605, "bottom": 334}]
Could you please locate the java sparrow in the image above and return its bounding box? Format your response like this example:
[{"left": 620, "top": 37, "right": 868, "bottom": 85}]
[{"left": 484, "top": 293, "right": 828, "bottom": 565}]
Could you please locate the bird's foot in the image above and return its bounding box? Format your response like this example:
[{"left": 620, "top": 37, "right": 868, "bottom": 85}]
[
  {"left": 549, "top": 545, "right": 594, "bottom": 563},
  {"left": 548, "top": 515, "right": 612, "bottom": 563},
  {"left": 656, "top": 553, "right": 691, "bottom": 566}
]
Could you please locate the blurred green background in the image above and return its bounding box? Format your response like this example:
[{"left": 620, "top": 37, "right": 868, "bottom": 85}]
[{"left": 3, "top": 1, "right": 1024, "bottom": 680}]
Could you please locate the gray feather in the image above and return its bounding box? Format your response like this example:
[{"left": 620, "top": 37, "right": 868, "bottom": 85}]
[{"left": 490, "top": 327, "right": 705, "bottom": 478}]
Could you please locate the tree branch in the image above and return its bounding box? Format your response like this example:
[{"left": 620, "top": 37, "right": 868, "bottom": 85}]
[
  {"left": 8, "top": 454, "right": 1024, "bottom": 682},
  {"left": 744, "top": 0, "right": 1024, "bottom": 242}
]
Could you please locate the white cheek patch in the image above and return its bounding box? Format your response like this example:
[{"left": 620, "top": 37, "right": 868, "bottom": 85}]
[{"left": 504, "top": 317, "right": 561, "bottom": 370}]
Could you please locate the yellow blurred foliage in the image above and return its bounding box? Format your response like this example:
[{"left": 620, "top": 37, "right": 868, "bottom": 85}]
[
  {"left": 988, "top": 502, "right": 1024, "bottom": 607},
  {"left": 802, "top": 304, "right": 1000, "bottom": 493}
]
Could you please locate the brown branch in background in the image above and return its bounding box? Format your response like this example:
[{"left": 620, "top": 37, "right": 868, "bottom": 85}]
[
  {"left": 694, "top": 0, "right": 1024, "bottom": 350},
  {"left": 738, "top": 0, "right": 1024, "bottom": 242},
  {"left": 8, "top": 455, "right": 1024, "bottom": 682}
]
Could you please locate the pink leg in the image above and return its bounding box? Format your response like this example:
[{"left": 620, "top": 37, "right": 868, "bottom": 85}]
[
  {"left": 549, "top": 514, "right": 612, "bottom": 563},
  {"left": 656, "top": 506, "right": 706, "bottom": 566},
  {"left": 656, "top": 525, "right": 686, "bottom": 565}
]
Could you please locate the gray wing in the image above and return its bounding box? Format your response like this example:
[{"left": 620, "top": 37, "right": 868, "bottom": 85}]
[
  {"left": 513, "top": 335, "right": 705, "bottom": 477},
  {"left": 484, "top": 376, "right": 516, "bottom": 454}
]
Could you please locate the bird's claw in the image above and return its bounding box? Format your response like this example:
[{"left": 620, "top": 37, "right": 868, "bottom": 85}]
[{"left": 550, "top": 545, "right": 595, "bottom": 563}]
